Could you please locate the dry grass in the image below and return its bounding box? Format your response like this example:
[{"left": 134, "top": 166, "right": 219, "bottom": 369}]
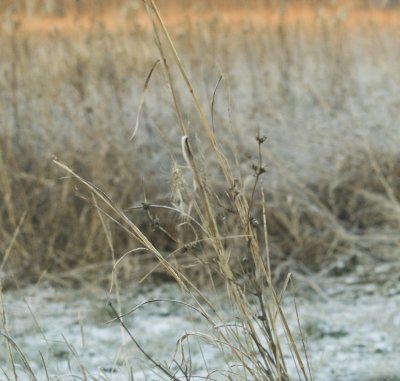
[
  {"left": 49, "top": 2, "right": 314, "bottom": 379},
  {"left": 0, "top": 1, "right": 399, "bottom": 380},
  {"left": 0, "top": 1, "right": 399, "bottom": 287},
  {"left": 265, "top": 150, "right": 400, "bottom": 276}
]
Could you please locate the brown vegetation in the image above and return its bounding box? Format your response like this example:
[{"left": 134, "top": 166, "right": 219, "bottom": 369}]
[{"left": 0, "top": 1, "right": 399, "bottom": 287}]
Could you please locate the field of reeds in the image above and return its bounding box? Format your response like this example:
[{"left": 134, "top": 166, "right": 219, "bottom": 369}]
[{"left": 1, "top": 0, "right": 400, "bottom": 287}]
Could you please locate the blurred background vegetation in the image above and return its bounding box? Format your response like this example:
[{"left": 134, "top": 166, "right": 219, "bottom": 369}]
[
  {"left": 1, "top": 0, "right": 400, "bottom": 17},
  {"left": 1, "top": 0, "right": 399, "bottom": 288}
]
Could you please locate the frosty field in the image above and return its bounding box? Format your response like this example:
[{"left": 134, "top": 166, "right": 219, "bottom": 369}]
[
  {"left": 1, "top": 1, "right": 400, "bottom": 380},
  {"left": 2, "top": 268, "right": 400, "bottom": 381}
]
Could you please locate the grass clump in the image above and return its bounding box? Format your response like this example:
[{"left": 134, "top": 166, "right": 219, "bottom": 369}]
[{"left": 48, "top": 2, "right": 313, "bottom": 379}]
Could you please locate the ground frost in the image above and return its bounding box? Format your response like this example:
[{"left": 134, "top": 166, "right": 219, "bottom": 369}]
[{"left": 1, "top": 273, "right": 399, "bottom": 381}]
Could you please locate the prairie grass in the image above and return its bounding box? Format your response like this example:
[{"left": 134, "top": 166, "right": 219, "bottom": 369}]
[
  {"left": 0, "top": 1, "right": 399, "bottom": 287},
  {"left": 0, "top": 1, "right": 399, "bottom": 380}
]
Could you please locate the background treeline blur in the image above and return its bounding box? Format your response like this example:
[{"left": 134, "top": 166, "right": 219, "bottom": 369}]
[{"left": 1, "top": 0, "right": 399, "bottom": 17}]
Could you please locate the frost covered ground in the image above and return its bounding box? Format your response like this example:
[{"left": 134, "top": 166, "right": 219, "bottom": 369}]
[{"left": 1, "top": 262, "right": 400, "bottom": 381}]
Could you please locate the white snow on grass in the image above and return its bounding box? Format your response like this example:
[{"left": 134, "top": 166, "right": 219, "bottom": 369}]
[{"left": 1, "top": 270, "right": 400, "bottom": 381}]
